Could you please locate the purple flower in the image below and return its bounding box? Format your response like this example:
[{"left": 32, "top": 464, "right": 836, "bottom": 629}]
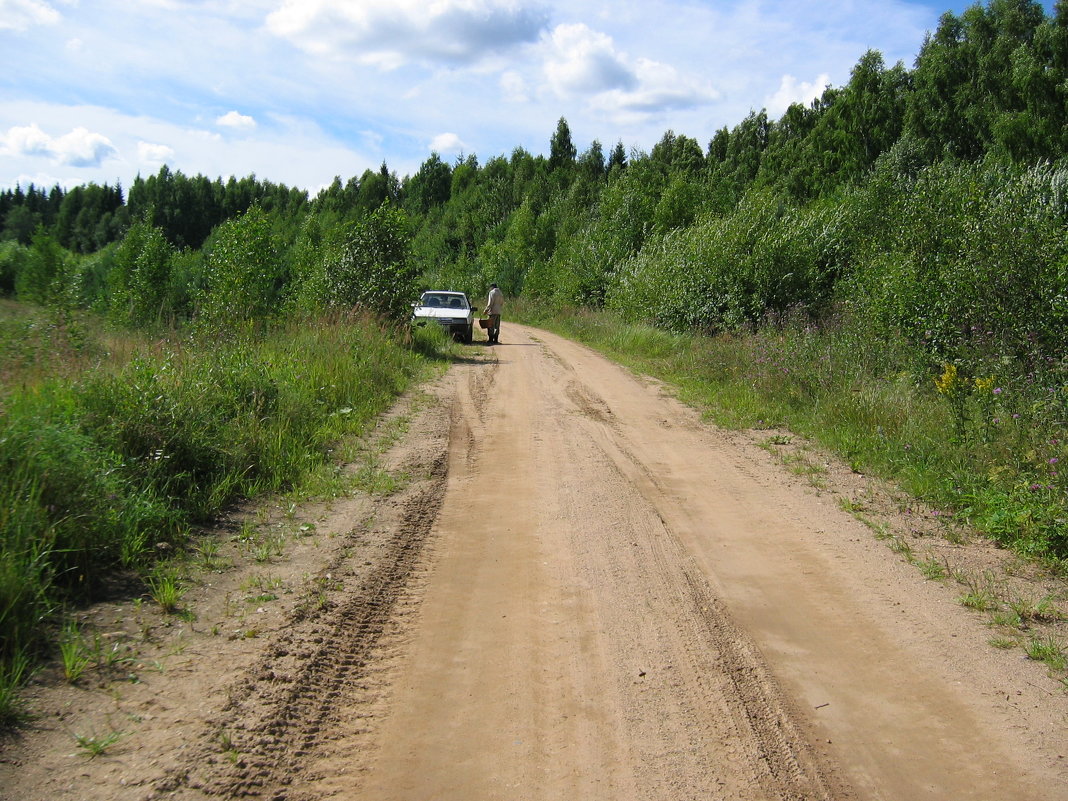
[
  {"left": 1051, "top": 458, "right": 1060, "bottom": 465},
  {"left": 993, "top": 387, "right": 1003, "bottom": 395}
]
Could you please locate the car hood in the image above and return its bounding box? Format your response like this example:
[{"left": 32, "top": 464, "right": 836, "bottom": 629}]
[{"left": 413, "top": 306, "right": 472, "bottom": 319}]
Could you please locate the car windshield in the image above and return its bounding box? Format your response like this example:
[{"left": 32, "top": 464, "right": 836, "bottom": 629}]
[{"left": 421, "top": 293, "right": 467, "bottom": 309}]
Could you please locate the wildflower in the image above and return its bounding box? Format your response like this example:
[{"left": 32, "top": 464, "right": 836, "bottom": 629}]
[
  {"left": 1013, "top": 413, "right": 1021, "bottom": 419},
  {"left": 935, "top": 363, "right": 958, "bottom": 395},
  {"left": 993, "top": 387, "right": 1003, "bottom": 395},
  {"left": 974, "top": 376, "right": 995, "bottom": 393},
  {"left": 1050, "top": 458, "right": 1060, "bottom": 465}
]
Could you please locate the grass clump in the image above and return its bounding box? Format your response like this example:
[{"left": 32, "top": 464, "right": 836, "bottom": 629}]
[
  {"left": 59, "top": 621, "right": 92, "bottom": 684},
  {"left": 1024, "top": 636, "right": 1067, "bottom": 672},
  {"left": 73, "top": 729, "right": 126, "bottom": 758},
  {"left": 146, "top": 568, "right": 186, "bottom": 615},
  {"left": 0, "top": 652, "right": 31, "bottom": 727}
]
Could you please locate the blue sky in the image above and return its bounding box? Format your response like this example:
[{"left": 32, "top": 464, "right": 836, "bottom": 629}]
[{"left": 0, "top": 0, "right": 1058, "bottom": 193}]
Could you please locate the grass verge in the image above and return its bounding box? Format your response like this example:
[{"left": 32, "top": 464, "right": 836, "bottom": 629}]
[{"left": 0, "top": 306, "right": 451, "bottom": 698}]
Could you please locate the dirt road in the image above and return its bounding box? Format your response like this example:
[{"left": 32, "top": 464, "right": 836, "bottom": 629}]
[{"left": 3, "top": 323, "right": 1067, "bottom": 800}]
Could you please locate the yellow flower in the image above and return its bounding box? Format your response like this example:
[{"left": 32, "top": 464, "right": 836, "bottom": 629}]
[
  {"left": 974, "top": 376, "right": 995, "bottom": 393},
  {"left": 935, "top": 363, "right": 958, "bottom": 395}
]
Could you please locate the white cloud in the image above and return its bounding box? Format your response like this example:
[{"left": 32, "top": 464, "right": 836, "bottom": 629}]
[
  {"left": 429, "top": 132, "right": 466, "bottom": 154},
  {"left": 2, "top": 123, "right": 53, "bottom": 157},
  {"left": 765, "top": 73, "right": 831, "bottom": 117},
  {"left": 137, "top": 141, "right": 175, "bottom": 164},
  {"left": 543, "top": 23, "right": 635, "bottom": 96},
  {"left": 266, "top": 0, "right": 550, "bottom": 69},
  {"left": 11, "top": 171, "right": 74, "bottom": 190},
  {"left": 216, "top": 110, "right": 257, "bottom": 130},
  {"left": 53, "top": 126, "right": 117, "bottom": 166},
  {"left": 0, "top": 0, "right": 61, "bottom": 31},
  {"left": 1, "top": 123, "right": 117, "bottom": 167},
  {"left": 610, "top": 58, "right": 718, "bottom": 113},
  {"left": 537, "top": 23, "right": 717, "bottom": 121}
]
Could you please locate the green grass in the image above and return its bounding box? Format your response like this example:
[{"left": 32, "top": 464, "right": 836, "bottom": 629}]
[
  {"left": 146, "top": 569, "right": 186, "bottom": 615},
  {"left": 1024, "top": 635, "right": 1067, "bottom": 672},
  {"left": 0, "top": 305, "right": 450, "bottom": 709},
  {"left": 196, "top": 540, "right": 233, "bottom": 572},
  {"left": 959, "top": 587, "right": 1000, "bottom": 612},
  {"left": 59, "top": 621, "right": 92, "bottom": 684},
  {"left": 0, "top": 301, "right": 112, "bottom": 393},
  {"left": 1006, "top": 595, "right": 1061, "bottom": 625},
  {"left": 0, "top": 652, "right": 31, "bottom": 727},
  {"left": 73, "top": 729, "right": 126, "bottom": 758},
  {"left": 989, "top": 636, "right": 1018, "bottom": 649},
  {"left": 918, "top": 558, "right": 948, "bottom": 581}
]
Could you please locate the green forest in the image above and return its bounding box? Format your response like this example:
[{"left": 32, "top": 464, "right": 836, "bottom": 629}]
[{"left": 2, "top": 0, "right": 1068, "bottom": 708}]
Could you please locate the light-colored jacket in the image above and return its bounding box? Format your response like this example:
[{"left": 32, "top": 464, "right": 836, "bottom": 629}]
[{"left": 486, "top": 287, "right": 504, "bottom": 315}]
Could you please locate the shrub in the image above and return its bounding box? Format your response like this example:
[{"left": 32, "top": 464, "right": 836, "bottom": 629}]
[
  {"left": 322, "top": 204, "right": 417, "bottom": 320},
  {"left": 195, "top": 206, "right": 281, "bottom": 330}
]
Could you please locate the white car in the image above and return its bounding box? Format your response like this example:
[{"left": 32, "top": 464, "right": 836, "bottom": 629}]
[{"left": 411, "top": 290, "right": 475, "bottom": 343}]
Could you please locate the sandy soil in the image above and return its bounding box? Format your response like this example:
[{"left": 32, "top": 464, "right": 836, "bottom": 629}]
[{"left": 1, "top": 322, "right": 1066, "bottom": 801}]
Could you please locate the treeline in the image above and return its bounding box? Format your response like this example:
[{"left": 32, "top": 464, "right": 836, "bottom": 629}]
[{"left": 0, "top": 167, "right": 311, "bottom": 254}]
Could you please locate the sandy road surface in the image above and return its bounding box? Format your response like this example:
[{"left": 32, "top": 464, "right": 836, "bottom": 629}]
[
  {"left": 3, "top": 323, "right": 1067, "bottom": 801},
  {"left": 338, "top": 324, "right": 1068, "bottom": 801}
]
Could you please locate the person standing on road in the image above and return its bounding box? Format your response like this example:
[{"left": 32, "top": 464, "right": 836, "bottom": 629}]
[{"left": 484, "top": 283, "right": 504, "bottom": 344}]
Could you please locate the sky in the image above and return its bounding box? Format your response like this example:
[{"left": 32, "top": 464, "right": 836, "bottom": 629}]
[{"left": 0, "top": 0, "right": 1058, "bottom": 194}]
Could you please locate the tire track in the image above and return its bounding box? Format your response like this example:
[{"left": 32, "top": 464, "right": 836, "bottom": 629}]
[
  {"left": 147, "top": 451, "right": 449, "bottom": 801},
  {"left": 531, "top": 334, "right": 849, "bottom": 800}
]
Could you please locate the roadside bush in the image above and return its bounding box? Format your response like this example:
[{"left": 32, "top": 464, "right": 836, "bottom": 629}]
[
  {"left": 107, "top": 220, "right": 176, "bottom": 327},
  {"left": 15, "top": 230, "right": 72, "bottom": 308},
  {"left": 846, "top": 161, "right": 1068, "bottom": 367},
  {"left": 195, "top": 206, "right": 281, "bottom": 331},
  {"left": 0, "top": 393, "right": 179, "bottom": 665},
  {"left": 321, "top": 204, "right": 417, "bottom": 320},
  {"left": 608, "top": 190, "right": 844, "bottom": 331},
  {"left": 0, "top": 241, "right": 27, "bottom": 296}
]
